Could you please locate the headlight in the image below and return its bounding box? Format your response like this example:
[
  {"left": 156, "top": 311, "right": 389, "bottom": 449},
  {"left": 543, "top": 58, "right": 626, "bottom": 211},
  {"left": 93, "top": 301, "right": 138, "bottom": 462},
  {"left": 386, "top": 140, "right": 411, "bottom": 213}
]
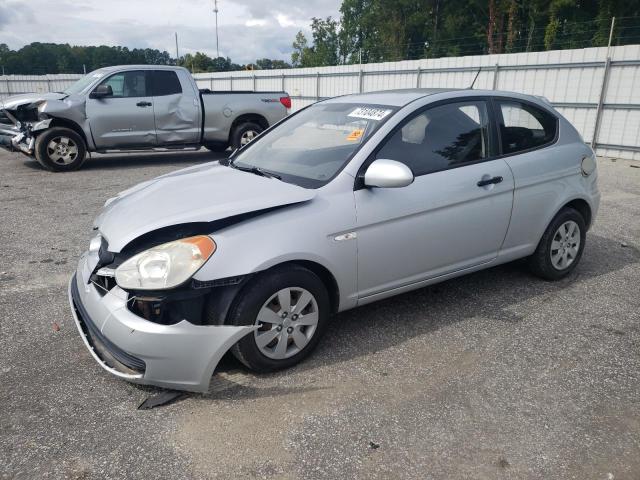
[{"left": 115, "top": 235, "right": 216, "bottom": 290}]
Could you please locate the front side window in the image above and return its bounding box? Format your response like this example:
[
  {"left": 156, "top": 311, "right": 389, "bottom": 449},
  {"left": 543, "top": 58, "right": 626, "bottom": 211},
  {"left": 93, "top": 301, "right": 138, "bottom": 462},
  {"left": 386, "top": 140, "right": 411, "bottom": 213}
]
[
  {"left": 98, "top": 71, "right": 148, "bottom": 98},
  {"left": 376, "top": 100, "right": 490, "bottom": 176},
  {"left": 498, "top": 100, "right": 557, "bottom": 154},
  {"left": 232, "top": 102, "right": 397, "bottom": 188}
]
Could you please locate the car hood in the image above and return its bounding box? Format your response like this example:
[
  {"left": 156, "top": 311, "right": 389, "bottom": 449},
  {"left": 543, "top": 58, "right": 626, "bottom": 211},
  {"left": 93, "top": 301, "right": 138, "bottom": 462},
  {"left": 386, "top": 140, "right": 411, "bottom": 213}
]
[
  {"left": 95, "top": 162, "right": 316, "bottom": 252},
  {"left": 1, "top": 92, "right": 67, "bottom": 110}
]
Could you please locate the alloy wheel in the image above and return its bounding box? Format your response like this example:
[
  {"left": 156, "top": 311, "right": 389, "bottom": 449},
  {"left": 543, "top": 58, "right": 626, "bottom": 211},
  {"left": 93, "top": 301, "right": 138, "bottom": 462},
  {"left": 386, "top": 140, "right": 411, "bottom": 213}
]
[
  {"left": 253, "top": 287, "right": 319, "bottom": 360},
  {"left": 550, "top": 220, "right": 581, "bottom": 270},
  {"left": 46, "top": 136, "right": 79, "bottom": 165}
]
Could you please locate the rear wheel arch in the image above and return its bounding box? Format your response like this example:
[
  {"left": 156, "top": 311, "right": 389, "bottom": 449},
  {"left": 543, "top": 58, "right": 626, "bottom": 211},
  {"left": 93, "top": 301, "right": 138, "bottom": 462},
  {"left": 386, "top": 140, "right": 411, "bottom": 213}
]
[
  {"left": 230, "top": 113, "right": 269, "bottom": 133},
  {"left": 563, "top": 198, "right": 592, "bottom": 229},
  {"left": 536, "top": 197, "right": 592, "bottom": 247},
  {"left": 228, "top": 113, "right": 269, "bottom": 148}
]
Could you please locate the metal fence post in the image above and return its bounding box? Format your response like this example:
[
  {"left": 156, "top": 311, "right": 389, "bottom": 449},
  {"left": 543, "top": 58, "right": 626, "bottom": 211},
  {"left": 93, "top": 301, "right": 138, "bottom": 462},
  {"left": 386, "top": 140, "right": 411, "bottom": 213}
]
[
  {"left": 492, "top": 63, "right": 499, "bottom": 89},
  {"left": 591, "top": 17, "right": 616, "bottom": 150},
  {"left": 316, "top": 72, "right": 320, "bottom": 100},
  {"left": 210, "top": 76, "right": 213, "bottom": 91},
  {"left": 230, "top": 76, "right": 233, "bottom": 91},
  {"left": 252, "top": 73, "right": 256, "bottom": 92},
  {"left": 281, "top": 73, "right": 285, "bottom": 92},
  {"left": 359, "top": 69, "right": 363, "bottom": 93},
  {"left": 591, "top": 57, "right": 611, "bottom": 150},
  {"left": 416, "top": 67, "right": 421, "bottom": 88}
]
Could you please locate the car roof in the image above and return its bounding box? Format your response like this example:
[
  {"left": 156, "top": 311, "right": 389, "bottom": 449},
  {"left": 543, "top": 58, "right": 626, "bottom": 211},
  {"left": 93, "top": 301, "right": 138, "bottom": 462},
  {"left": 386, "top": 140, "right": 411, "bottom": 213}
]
[
  {"left": 97, "top": 65, "right": 188, "bottom": 73},
  {"left": 323, "top": 88, "right": 458, "bottom": 107},
  {"left": 322, "top": 88, "right": 554, "bottom": 110}
]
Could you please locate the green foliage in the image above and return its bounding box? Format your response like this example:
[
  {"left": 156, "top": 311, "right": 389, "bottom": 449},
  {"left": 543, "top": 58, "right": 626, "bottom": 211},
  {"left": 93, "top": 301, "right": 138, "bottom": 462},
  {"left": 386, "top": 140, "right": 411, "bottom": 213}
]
[
  {"left": 292, "top": 17, "right": 340, "bottom": 67},
  {"left": 294, "top": 0, "right": 640, "bottom": 66},
  {"left": 0, "top": 42, "right": 172, "bottom": 75},
  {"left": 0, "top": 43, "right": 291, "bottom": 75}
]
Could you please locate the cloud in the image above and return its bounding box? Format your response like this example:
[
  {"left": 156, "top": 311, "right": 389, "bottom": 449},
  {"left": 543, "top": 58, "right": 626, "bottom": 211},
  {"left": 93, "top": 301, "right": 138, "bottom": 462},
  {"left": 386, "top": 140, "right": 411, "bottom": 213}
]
[{"left": 1, "top": 0, "right": 341, "bottom": 64}]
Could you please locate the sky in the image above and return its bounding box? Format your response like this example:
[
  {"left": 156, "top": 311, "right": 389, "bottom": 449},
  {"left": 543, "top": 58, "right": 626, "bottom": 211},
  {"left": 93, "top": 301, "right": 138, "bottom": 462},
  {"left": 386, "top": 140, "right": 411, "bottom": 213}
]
[{"left": 0, "top": 0, "right": 342, "bottom": 64}]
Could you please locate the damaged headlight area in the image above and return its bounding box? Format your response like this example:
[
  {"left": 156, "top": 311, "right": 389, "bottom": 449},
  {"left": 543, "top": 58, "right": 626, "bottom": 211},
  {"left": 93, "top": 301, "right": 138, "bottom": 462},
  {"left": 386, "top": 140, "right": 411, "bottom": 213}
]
[
  {"left": 0, "top": 103, "right": 51, "bottom": 155},
  {"left": 115, "top": 235, "right": 216, "bottom": 291}
]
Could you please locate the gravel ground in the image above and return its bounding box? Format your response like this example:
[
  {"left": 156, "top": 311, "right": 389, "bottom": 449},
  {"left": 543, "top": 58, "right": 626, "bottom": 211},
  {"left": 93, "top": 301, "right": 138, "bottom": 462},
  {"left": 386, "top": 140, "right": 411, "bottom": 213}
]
[{"left": 0, "top": 150, "right": 638, "bottom": 480}]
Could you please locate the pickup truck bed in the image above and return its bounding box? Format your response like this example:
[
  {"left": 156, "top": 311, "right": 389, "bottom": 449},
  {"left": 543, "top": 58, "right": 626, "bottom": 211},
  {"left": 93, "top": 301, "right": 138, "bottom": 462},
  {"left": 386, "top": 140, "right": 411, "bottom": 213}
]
[{"left": 0, "top": 65, "right": 290, "bottom": 171}]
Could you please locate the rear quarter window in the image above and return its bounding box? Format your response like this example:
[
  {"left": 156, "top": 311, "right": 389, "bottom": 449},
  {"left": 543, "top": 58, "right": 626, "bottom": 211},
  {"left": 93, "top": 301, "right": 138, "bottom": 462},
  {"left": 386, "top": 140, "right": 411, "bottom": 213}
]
[
  {"left": 151, "top": 71, "right": 182, "bottom": 96},
  {"left": 497, "top": 100, "right": 557, "bottom": 154}
]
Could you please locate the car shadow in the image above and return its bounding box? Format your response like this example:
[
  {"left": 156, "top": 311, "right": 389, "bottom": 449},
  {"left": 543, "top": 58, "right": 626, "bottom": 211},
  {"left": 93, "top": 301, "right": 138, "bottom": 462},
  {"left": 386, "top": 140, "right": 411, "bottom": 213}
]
[{"left": 240, "top": 233, "right": 639, "bottom": 384}]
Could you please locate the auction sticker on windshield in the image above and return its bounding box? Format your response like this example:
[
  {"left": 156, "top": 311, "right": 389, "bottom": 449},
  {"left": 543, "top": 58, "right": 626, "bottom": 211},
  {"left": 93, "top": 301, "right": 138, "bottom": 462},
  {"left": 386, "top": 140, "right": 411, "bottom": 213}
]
[
  {"left": 346, "top": 128, "right": 364, "bottom": 141},
  {"left": 348, "top": 107, "right": 392, "bottom": 121}
]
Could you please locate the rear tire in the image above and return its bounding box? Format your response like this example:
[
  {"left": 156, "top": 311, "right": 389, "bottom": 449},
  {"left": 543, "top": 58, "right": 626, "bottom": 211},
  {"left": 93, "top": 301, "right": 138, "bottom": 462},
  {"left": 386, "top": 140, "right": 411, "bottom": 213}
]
[
  {"left": 230, "top": 122, "right": 263, "bottom": 150},
  {"left": 34, "top": 127, "right": 87, "bottom": 172},
  {"left": 225, "top": 265, "right": 330, "bottom": 372},
  {"left": 528, "top": 207, "right": 586, "bottom": 280}
]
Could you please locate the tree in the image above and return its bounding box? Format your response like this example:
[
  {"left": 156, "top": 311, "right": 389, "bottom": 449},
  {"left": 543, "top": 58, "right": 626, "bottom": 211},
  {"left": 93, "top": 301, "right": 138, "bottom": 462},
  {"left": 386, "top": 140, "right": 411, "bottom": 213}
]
[
  {"left": 309, "top": 17, "right": 340, "bottom": 66},
  {"left": 256, "top": 58, "right": 291, "bottom": 69},
  {"left": 291, "top": 31, "right": 311, "bottom": 67}
]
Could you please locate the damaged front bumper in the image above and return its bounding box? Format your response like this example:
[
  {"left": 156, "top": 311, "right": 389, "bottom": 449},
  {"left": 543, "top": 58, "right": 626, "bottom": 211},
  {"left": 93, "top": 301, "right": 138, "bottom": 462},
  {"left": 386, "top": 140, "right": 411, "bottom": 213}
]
[
  {"left": 0, "top": 108, "right": 50, "bottom": 155},
  {"left": 68, "top": 253, "right": 257, "bottom": 393}
]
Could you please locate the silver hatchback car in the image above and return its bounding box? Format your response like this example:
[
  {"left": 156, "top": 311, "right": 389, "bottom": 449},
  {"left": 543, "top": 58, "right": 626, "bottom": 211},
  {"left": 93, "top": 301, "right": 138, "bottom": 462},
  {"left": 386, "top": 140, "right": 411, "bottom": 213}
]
[{"left": 70, "top": 89, "right": 600, "bottom": 392}]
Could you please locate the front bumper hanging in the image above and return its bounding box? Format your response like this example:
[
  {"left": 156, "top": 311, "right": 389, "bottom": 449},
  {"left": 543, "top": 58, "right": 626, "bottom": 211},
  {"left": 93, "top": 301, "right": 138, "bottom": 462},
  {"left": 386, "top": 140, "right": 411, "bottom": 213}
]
[{"left": 68, "top": 257, "right": 258, "bottom": 393}]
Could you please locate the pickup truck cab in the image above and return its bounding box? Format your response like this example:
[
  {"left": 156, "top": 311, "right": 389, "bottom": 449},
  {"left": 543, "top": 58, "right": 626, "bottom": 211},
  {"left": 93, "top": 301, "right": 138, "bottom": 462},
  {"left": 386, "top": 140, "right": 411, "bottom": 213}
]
[{"left": 0, "top": 65, "right": 290, "bottom": 171}]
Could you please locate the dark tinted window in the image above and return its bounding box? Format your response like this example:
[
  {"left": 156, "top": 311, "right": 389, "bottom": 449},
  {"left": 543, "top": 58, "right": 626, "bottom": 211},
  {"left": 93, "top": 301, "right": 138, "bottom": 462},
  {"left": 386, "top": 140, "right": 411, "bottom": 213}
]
[
  {"left": 98, "top": 71, "right": 148, "bottom": 98},
  {"left": 151, "top": 70, "right": 182, "bottom": 96},
  {"left": 498, "top": 100, "right": 557, "bottom": 154},
  {"left": 376, "top": 100, "right": 490, "bottom": 176}
]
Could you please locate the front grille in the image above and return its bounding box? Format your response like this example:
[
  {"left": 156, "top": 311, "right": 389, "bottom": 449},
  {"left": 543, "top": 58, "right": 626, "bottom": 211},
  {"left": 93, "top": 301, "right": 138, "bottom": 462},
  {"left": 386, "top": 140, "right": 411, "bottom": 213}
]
[{"left": 71, "top": 275, "right": 146, "bottom": 373}]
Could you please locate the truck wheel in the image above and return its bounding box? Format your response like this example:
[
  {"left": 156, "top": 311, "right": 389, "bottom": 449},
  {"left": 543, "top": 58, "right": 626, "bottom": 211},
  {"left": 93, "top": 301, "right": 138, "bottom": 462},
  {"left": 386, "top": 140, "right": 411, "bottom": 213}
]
[
  {"left": 34, "top": 127, "right": 87, "bottom": 172},
  {"left": 231, "top": 122, "right": 263, "bottom": 150}
]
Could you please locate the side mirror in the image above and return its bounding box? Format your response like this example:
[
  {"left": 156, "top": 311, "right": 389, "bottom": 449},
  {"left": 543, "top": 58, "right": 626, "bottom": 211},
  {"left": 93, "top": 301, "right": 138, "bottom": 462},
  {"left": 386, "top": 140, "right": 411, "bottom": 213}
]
[
  {"left": 364, "top": 159, "right": 414, "bottom": 188},
  {"left": 90, "top": 84, "right": 113, "bottom": 99}
]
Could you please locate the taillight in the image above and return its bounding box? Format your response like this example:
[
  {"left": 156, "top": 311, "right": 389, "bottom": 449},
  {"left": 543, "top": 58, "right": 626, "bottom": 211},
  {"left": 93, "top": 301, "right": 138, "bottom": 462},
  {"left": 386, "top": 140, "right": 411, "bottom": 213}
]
[{"left": 279, "top": 96, "right": 291, "bottom": 109}]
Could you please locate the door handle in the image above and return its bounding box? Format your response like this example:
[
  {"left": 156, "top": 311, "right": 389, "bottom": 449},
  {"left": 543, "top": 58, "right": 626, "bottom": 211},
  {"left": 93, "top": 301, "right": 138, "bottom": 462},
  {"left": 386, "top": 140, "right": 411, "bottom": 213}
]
[
  {"left": 477, "top": 176, "right": 503, "bottom": 187},
  {"left": 136, "top": 101, "right": 152, "bottom": 107}
]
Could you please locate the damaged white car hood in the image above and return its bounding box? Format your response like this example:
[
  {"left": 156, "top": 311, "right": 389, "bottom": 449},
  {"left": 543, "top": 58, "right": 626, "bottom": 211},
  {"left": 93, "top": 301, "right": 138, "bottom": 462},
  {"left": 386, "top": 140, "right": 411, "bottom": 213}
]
[{"left": 95, "top": 162, "right": 316, "bottom": 252}]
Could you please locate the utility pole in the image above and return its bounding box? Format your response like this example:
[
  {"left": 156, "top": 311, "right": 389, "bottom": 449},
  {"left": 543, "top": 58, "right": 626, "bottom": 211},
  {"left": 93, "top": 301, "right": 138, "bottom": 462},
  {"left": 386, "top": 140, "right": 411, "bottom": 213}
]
[
  {"left": 175, "top": 32, "right": 180, "bottom": 64},
  {"left": 213, "top": 0, "right": 220, "bottom": 59}
]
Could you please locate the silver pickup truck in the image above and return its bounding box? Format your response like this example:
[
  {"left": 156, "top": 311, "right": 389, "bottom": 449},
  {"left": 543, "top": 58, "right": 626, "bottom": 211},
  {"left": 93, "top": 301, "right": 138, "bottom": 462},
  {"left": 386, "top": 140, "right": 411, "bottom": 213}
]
[{"left": 0, "top": 65, "right": 290, "bottom": 171}]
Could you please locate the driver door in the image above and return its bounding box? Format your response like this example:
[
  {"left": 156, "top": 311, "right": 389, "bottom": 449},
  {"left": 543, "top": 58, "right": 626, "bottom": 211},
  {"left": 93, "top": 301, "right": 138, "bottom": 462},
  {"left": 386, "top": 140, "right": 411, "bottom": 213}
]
[
  {"left": 354, "top": 99, "right": 515, "bottom": 299},
  {"left": 86, "top": 70, "right": 157, "bottom": 149}
]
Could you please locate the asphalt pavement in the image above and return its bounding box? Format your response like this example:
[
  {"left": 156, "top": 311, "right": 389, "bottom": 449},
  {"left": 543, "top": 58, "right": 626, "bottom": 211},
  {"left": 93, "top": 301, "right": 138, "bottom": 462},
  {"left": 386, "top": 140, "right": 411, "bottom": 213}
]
[{"left": 0, "top": 150, "right": 639, "bottom": 479}]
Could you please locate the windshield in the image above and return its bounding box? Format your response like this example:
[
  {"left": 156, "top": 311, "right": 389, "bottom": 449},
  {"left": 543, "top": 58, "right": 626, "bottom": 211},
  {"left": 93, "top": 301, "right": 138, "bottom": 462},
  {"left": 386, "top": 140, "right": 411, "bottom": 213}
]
[
  {"left": 232, "top": 102, "right": 397, "bottom": 188},
  {"left": 63, "top": 69, "right": 109, "bottom": 95}
]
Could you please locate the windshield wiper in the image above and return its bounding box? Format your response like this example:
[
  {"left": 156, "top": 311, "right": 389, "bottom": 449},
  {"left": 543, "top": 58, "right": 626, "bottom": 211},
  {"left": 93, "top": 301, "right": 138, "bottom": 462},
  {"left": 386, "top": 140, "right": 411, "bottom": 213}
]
[{"left": 231, "top": 163, "right": 282, "bottom": 180}]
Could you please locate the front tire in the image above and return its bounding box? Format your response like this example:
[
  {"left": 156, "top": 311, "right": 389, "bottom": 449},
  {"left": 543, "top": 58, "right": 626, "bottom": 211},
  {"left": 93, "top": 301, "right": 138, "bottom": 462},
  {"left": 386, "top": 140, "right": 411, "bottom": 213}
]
[
  {"left": 34, "top": 127, "right": 87, "bottom": 172},
  {"left": 528, "top": 207, "right": 586, "bottom": 280},
  {"left": 226, "top": 265, "right": 330, "bottom": 372}
]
